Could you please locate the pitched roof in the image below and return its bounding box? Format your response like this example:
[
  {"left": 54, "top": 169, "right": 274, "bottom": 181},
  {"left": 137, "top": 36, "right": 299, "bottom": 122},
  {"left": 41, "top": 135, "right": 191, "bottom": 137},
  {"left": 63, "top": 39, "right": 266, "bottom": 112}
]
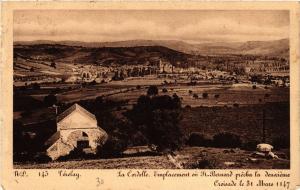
[{"left": 56, "top": 103, "right": 96, "bottom": 123}]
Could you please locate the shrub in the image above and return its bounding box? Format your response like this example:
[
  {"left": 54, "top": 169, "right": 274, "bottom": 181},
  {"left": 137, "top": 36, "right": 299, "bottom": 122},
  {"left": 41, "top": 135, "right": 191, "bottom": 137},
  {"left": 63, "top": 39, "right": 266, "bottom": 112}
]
[
  {"left": 21, "top": 111, "right": 33, "bottom": 117},
  {"left": 98, "top": 135, "right": 128, "bottom": 158},
  {"left": 185, "top": 105, "right": 191, "bottom": 109},
  {"left": 185, "top": 156, "right": 219, "bottom": 169},
  {"left": 95, "top": 96, "right": 104, "bottom": 104},
  {"left": 32, "top": 83, "right": 40, "bottom": 90},
  {"left": 52, "top": 87, "right": 60, "bottom": 94},
  {"left": 187, "top": 133, "right": 212, "bottom": 147},
  {"left": 272, "top": 136, "right": 290, "bottom": 150},
  {"left": 136, "top": 85, "right": 141, "bottom": 90},
  {"left": 13, "top": 152, "right": 36, "bottom": 162},
  {"left": 188, "top": 90, "right": 193, "bottom": 94},
  {"left": 43, "top": 94, "right": 57, "bottom": 107},
  {"left": 58, "top": 148, "right": 86, "bottom": 161},
  {"left": 202, "top": 93, "right": 208, "bottom": 99},
  {"left": 265, "top": 93, "right": 270, "bottom": 98},
  {"left": 89, "top": 80, "right": 97, "bottom": 85},
  {"left": 130, "top": 131, "right": 148, "bottom": 146},
  {"left": 162, "top": 88, "right": 168, "bottom": 93},
  {"left": 214, "top": 94, "right": 220, "bottom": 99},
  {"left": 252, "top": 85, "right": 257, "bottom": 89},
  {"left": 195, "top": 158, "right": 218, "bottom": 169},
  {"left": 33, "top": 153, "right": 52, "bottom": 163},
  {"left": 147, "top": 85, "right": 158, "bottom": 96},
  {"left": 242, "top": 140, "right": 259, "bottom": 151},
  {"left": 213, "top": 132, "right": 241, "bottom": 148},
  {"left": 50, "top": 62, "right": 56, "bottom": 68},
  {"left": 193, "top": 94, "right": 198, "bottom": 99},
  {"left": 233, "top": 103, "right": 239, "bottom": 107}
]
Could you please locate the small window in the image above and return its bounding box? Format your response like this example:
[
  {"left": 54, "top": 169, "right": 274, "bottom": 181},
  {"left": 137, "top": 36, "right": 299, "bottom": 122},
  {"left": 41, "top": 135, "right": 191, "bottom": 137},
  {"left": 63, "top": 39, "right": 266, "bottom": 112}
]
[
  {"left": 82, "top": 132, "right": 88, "bottom": 137},
  {"left": 77, "top": 140, "right": 89, "bottom": 149}
]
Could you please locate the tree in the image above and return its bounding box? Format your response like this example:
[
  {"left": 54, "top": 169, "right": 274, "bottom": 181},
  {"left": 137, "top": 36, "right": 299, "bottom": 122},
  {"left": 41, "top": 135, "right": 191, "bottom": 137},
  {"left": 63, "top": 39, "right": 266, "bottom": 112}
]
[
  {"left": 95, "top": 96, "right": 104, "bottom": 105},
  {"left": 250, "top": 75, "right": 262, "bottom": 84},
  {"left": 50, "top": 62, "right": 56, "bottom": 68},
  {"left": 98, "top": 133, "right": 128, "bottom": 158},
  {"left": 187, "top": 133, "right": 212, "bottom": 147},
  {"left": 32, "top": 83, "right": 40, "bottom": 90},
  {"left": 202, "top": 93, "right": 208, "bottom": 99},
  {"left": 147, "top": 85, "right": 158, "bottom": 96},
  {"left": 126, "top": 94, "right": 183, "bottom": 152},
  {"left": 213, "top": 132, "right": 241, "bottom": 148},
  {"left": 172, "top": 93, "right": 181, "bottom": 109},
  {"left": 233, "top": 67, "right": 245, "bottom": 75},
  {"left": 148, "top": 109, "right": 183, "bottom": 151},
  {"left": 43, "top": 94, "right": 57, "bottom": 107},
  {"left": 233, "top": 103, "right": 239, "bottom": 108},
  {"left": 89, "top": 80, "right": 97, "bottom": 85}
]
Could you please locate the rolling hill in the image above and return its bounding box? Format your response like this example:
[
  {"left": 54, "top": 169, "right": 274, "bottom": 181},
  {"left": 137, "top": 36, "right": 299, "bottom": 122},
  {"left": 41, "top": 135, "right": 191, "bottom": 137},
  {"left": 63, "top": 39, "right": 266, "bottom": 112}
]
[
  {"left": 15, "top": 38, "right": 289, "bottom": 57},
  {"left": 13, "top": 44, "right": 192, "bottom": 76},
  {"left": 14, "top": 44, "right": 190, "bottom": 65}
]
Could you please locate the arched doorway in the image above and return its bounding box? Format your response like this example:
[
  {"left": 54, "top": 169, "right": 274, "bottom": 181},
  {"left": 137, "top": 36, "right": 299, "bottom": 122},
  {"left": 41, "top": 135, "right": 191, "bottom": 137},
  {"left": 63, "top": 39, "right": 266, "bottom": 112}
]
[
  {"left": 76, "top": 131, "right": 90, "bottom": 150},
  {"left": 66, "top": 130, "right": 91, "bottom": 151}
]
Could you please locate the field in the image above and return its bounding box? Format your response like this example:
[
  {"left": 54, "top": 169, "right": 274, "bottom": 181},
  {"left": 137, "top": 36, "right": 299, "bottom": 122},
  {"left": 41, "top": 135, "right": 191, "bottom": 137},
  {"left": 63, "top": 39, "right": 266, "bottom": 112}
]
[
  {"left": 15, "top": 76, "right": 289, "bottom": 107},
  {"left": 108, "top": 82, "right": 289, "bottom": 107},
  {"left": 14, "top": 147, "right": 289, "bottom": 169}
]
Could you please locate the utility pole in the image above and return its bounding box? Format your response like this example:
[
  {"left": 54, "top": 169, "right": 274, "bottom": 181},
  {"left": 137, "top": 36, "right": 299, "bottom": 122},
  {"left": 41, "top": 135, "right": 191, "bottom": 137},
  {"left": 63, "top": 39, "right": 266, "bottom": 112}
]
[
  {"left": 260, "top": 107, "right": 273, "bottom": 143},
  {"left": 262, "top": 109, "right": 266, "bottom": 143}
]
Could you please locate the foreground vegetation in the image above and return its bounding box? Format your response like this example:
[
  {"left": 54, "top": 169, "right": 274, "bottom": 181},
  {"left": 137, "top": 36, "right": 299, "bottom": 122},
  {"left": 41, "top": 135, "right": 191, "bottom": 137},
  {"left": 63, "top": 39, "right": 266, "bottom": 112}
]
[{"left": 14, "top": 147, "right": 289, "bottom": 169}]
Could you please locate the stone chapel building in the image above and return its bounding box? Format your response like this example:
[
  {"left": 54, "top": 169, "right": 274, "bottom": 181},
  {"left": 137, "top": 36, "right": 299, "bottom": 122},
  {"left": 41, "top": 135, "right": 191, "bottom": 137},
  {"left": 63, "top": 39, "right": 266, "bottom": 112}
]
[{"left": 44, "top": 103, "right": 108, "bottom": 160}]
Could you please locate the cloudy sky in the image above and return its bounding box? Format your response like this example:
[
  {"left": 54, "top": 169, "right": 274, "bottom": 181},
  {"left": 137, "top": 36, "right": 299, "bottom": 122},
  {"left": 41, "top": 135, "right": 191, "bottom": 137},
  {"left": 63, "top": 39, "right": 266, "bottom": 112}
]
[{"left": 14, "top": 10, "right": 289, "bottom": 44}]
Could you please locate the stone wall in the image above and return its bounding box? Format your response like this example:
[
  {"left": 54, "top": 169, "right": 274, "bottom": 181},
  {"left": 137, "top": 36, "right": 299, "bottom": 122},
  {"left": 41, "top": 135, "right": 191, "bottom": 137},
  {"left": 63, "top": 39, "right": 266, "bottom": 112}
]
[
  {"left": 47, "top": 138, "right": 74, "bottom": 160},
  {"left": 61, "top": 128, "right": 108, "bottom": 150}
]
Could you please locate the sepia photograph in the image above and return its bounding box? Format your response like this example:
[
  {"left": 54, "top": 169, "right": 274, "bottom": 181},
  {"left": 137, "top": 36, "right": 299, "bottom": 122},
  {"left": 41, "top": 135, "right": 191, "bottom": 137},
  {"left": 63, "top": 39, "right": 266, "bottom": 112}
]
[{"left": 12, "top": 10, "right": 290, "bottom": 169}]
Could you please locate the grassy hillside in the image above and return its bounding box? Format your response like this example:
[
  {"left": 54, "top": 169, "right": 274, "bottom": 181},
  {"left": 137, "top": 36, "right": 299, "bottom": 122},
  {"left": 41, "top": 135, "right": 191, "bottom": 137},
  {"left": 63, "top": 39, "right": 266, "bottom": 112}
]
[
  {"left": 180, "top": 101, "right": 289, "bottom": 145},
  {"left": 14, "top": 44, "right": 191, "bottom": 74}
]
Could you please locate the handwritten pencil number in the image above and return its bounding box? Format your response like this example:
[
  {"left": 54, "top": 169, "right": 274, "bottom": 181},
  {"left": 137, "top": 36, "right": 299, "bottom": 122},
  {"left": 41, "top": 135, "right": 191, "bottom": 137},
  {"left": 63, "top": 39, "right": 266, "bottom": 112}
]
[{"left": 96, "top": 177, "right": 104, "bottom": 187}]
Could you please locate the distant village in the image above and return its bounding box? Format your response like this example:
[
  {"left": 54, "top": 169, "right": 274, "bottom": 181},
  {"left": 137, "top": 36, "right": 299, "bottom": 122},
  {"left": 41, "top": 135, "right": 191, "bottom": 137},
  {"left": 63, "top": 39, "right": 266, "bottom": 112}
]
[{"left": 14, "top": 56, "right": 290, "bottom": 87}]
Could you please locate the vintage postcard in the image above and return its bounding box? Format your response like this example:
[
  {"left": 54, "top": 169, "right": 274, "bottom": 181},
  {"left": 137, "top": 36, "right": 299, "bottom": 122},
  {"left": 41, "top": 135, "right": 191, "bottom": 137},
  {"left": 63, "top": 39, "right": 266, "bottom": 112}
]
[{"left": 0, "top": 1, "right": 299, "bottom": 190}]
